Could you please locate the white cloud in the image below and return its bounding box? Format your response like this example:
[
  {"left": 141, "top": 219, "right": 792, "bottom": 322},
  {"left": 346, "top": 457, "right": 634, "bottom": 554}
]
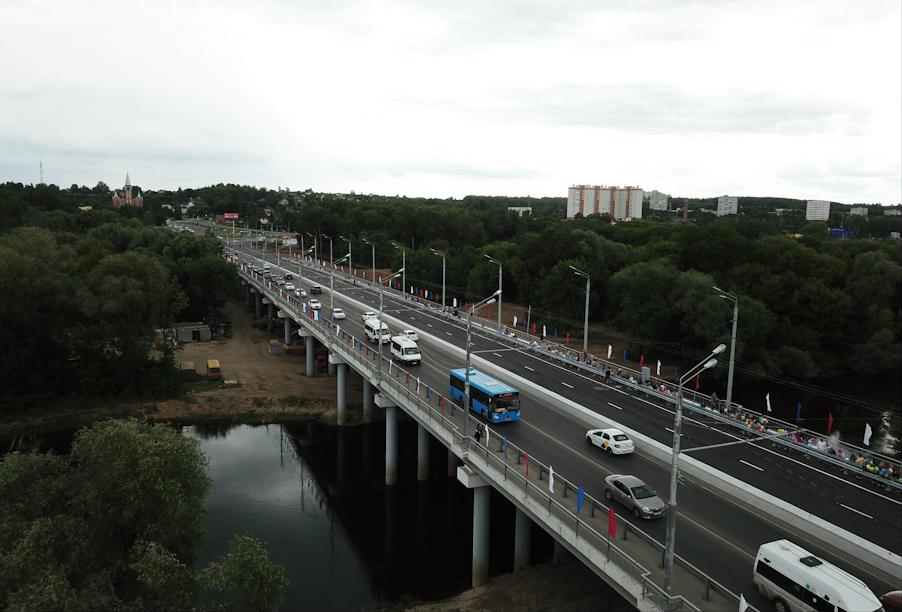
[{"left": 0, "top": 0, "right": 899, "bottom": 203}]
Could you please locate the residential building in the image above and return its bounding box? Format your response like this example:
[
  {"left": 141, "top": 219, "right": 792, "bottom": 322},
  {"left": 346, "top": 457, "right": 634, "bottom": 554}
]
[
  {"left": 567, "top": 185, "right": 643, "bottom": 220},
  {"left": 111, "top": 173, "right": 143, "bottom": 208},
  {"left": 806, "top": 200, "right": 831, "bottom": 221},
  {"left": 850, "top": 206, "right": 869, "bottom": 216},
  {"left": 716, "top": 195, "right": 739, "bottom": 217},
  {"left": 646, "top": 190, "right": 670, "bottom": 211},
  {"left": 885, "top": 208, "right": 901, "bottom": 217}
]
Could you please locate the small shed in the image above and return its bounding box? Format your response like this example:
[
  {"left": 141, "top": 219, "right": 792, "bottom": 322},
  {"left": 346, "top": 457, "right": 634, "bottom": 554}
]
[{"left": 172, "top": 322, "right": 211, "bottom": 343}]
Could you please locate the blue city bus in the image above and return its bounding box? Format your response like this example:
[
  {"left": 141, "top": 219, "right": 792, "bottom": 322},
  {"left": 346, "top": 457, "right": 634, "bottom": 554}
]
[{"left": 449, "top": 368, "right": 521, "bottom": 423}]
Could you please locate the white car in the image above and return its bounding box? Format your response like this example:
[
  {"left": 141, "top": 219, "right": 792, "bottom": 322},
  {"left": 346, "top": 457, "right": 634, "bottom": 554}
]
[
  {"left": 362, "top": 311, "right": 377, "bottom": 322},
  {"left": 331, "top": 307, "right": 346, "bottom": 320},
  {"left": 586, "top": 428, "right": 635, "bottom": 455},
  {"left": 400, "top": 329, "right": 419, "bottom": 342},
  {"left": 294, "top": 288, "right": 307, "bottom": 298},
  {"left": 308, "top": 299, "right": 322, "bottom": 310},
  {"left": 285, "top": 283, "right": 296, "bottom": 291}
]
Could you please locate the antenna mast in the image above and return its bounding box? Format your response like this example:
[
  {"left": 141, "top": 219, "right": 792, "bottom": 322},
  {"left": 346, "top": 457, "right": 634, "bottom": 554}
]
[{"left": 40, "top": 161, "right": 44, "bottom": 185}]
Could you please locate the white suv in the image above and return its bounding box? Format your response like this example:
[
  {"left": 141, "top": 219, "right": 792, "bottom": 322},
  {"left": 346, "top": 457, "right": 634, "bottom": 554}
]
[
  {"left": 308, "top": 299, "right": 322, "bottom": 310},
  {"left": 362, "top": 311, "right": 377, "bottom": 322}
]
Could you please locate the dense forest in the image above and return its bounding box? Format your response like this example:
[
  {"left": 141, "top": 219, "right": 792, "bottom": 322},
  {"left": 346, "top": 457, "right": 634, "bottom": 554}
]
[{"left": 2, "top": 180, "right": 900, "bottom": 404}]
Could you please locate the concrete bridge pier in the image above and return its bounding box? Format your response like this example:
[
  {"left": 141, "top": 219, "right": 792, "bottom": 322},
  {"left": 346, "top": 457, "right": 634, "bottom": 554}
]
[
  {"left": 514, "top": 508, "right": 532, "bottom": 571},
  {"left": 447, "top": 449, "right": 459, "bottom": 477},
  {"left": 458, "top": 466, "right": 490, "bottom": 587},
  {"left": 266, "top": 301, "right": 274, "bottom": 332},
  {"left": 254, "top": 290, "right": 262, "bottom": 318},
  {"left": 328, "top": 361, "right": 336, "bottom": 376},
  {"left": 329, "top": 354, "right": 348, "bottom": 425},
  {"left": 362, "top": 381, "right": 374, "bottom": 423},
  {"left": 417, "top": 424, "right": 430, "bottom": 482},
  {"left": 377, "top": 394, "right": 398, "bottom": 486},
  {"left": 298, "top": 331, "right": 315, "bottom": 377},
  {"left": 243, "top": 282, "right": 252, "bottom": 309},
  {"left": 277, "top": 310, "right": 291, "bottom": 344}
]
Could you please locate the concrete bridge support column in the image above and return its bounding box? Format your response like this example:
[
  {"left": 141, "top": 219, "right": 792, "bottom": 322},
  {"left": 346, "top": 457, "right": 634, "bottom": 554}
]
[
  {"left": 329, "top": 354, "right": 348, "bottom": 426},
  {"left": 284, "top": 317, "right": 291, "bottom": 344},
  {"left": 417, "top": 424, "right": 430, "bottom": 482},
  {"left": 377, "top": 394, "right": 398, "bottom": 486},
  {"left": 254, "top": 292, "right": 262, "bottom": 318},
  {"left": 447, "top": 449, "right": 459, "bottom": 477},
  {"left": 362, "top": 381, "right": 374, "bottom": 423},
  {"left": 298, "top": 332, "right": 315, "bottom": 377},
  {"left": 514, "top": 508, "right": 532, "bottom": 571},
  {"left": 244, "top": 284, "right": 252, "bottom": 309},
  {"left": 266, "top": 302, "right": 274, "bottom": 333},
  {"left": 458, "top": 466, "right": 490, "bottom": 587}
]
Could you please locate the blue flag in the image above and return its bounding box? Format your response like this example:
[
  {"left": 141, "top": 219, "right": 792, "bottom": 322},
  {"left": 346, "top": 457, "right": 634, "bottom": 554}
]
[
  {"left": 623, "top": 349, "right": 628, "bottom": 364},
  {"left": 796, "top": 401, "right": 801, "bottom": 425},
  {"left": 577, "top": 486, "right": 585, "bottom": 514},
  {"left": 554, "top": 328, "right": 558, "bottom": 338}
]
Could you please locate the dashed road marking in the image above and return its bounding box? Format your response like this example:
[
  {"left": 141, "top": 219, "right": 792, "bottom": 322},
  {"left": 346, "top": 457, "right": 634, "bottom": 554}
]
[
  {"left": 524, "top": 365, "right": 535, "bottom": 372},
  {"left": 740, "top": 460, "right": 764, "bottom": 472},
  {"left": 840, "top": 504, "right": 874, "bottom": 520},
  {"left": 665, "top": 427, "right": 684, "bottom": 436},
  {"left": 446, "top": 332, "right": 453, "bottom": 336},
  {"left": 427, "top": 323, "right": 433, "bottom": 328},
  {"left": 561, "top": 381, "right": 574, "bottom": 389},
  {"left": 608, "top": 403, "right": 623, "bottom": 410},
  {"left": 494, "top": 352, "right": 503, "bottom": 358}
]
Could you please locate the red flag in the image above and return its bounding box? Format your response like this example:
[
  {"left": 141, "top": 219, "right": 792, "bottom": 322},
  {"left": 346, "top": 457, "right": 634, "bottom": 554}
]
[
  {"left": 608, "top": 505, "right": 617, "bottom": 537},
  {"left": 531, "top": 322, "right": 537, "bottom": 334},
  {"left": 639, "top": 354, "right": 645, "bottom": 368},
  {"left": 486, "top": 307, "right": 492, "bottom": 319},
  {"left": 695, "top": 373, "right": 700, "bottom": 390},
  {"left": 827, "top": 411, "right": 834, "bottom": 434},
  {"left": 565, "top": 332, "right": 570, "bottom": 344}
]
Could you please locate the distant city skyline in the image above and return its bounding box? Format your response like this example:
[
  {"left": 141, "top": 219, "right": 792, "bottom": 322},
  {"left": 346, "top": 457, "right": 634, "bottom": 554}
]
[{"left": 1, "top": 1, "right": 899, "bottom": 204}]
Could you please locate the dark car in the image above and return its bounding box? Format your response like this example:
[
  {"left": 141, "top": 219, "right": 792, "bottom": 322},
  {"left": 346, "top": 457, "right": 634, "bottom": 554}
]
[
  {"left": 311, "top": 285, "right": 322, "bottom": 294},
  {"left": 881, "top": 591, "right": 902, "bottom": 612}
]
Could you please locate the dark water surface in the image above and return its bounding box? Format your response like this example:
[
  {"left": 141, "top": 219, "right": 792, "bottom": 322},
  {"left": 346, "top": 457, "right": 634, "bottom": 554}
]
[{"left": 188, "top": 420, "right": 555, "bottom": 611}]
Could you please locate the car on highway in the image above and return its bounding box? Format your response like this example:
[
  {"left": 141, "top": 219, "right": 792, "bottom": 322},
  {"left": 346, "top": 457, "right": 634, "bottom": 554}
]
[
  {"left": 276, "top": 278, "right": 285, "bottom": 286},
  {"left": 331, "top": 307, "right": 346, "bottom": 320},
  {"left": 311, "top": 285, "right": 322, "bottom": 294},
  {"left": 362, "top": 311, "right": 377, "bottom": 322},
  {"left": 285, "top": 273, "right": 294, "bottom": 281},
  {"left": 400, "top": 329, "right": 419, "bottom": 342},
  {"left": 294, "top": 288, "right": 307, "bottom": 298},
  {"left": 285, "top": 283, "right": 295, "bottom": 291},
  {"left": 604, "top": 474, "right": 665, "bottom": 519},
  {"left": 308, "top": 299, "right": 322, "bottom": 310},
  {"left": 586, "top": 428, "right": 634, "bottom": 455}
]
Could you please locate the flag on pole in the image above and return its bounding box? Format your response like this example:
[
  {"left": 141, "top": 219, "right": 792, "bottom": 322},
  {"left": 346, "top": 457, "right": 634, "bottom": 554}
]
[
  {"left": 739, "top": 593, "right": 748, "bottom": 612},
  {"left": 577, "top": 486, "right": 585, "bottom": 514},
  {"left": 484, "top": 425, "right": 490, "bottom": 447},
  {"left": 795, "top": 401, "right": 801, "bottom": 425},
  {"left": 608, "top": 344, "right": 613, "bottom": 359},
  {"left": 623, "top": 349, "right": 628, "bottom": 363},
  {"left": 863, "top": 423, "right": 873, "bottom": 446},
  {"left": 542, "top": 324, "right": 547, "bottom": 337},
  {"left": 639, "top": 354, "right": 645, "bottom": 368},
  {"left": 548, "top": 465, "right": 555, "bottom": 493},
  {"left": 657, "top": 360, "right": 662, "bottom": 376},
  {"left": 453, "top": 298, "right": 458, "bottom": 307},
  {"left": 532, "top": 322, "right": 537, "bottom": 334},
  {"left": 765, "top": 393, "right": 772, "bottom": 413},
  {"left": 553, "top": 328, "right": 558, "bottom": 339},
  {"left": 513, "top": 315, "right": 518, "bottom": 327},
  {"left": 827, "top": 411, "right": 834, "bottom": 434},
  {"left": 608, "top": 505, "right": 617, "bottom": 537}
]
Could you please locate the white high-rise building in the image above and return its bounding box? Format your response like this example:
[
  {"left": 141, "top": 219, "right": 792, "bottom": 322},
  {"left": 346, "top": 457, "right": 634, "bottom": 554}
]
[
  {"left": 806, "top": 200, "right": 830, "bottom": 221},
  {"left": 567, "top": 185, "right": 644, "bottom": 220},
  {"left": 647, "top": 190, "right": 670, "bottom": 211},
  {"left": 850, "top": 207, "right": 868, "bottom": 216},
  {"left": 717, "top": 195, "right": 739, "bottom": 217}
]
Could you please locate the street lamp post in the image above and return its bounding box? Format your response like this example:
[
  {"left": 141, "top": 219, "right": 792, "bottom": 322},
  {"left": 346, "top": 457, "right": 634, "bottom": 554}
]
[
  {"left": 430, "top": 248, "right": 446, "bottom": 310},
  {"left": 363, "top": 238, "right": 375, "bottom": 286},
  {"left": 663, "top": 343, "right": 726, "bottom": 596},
  {"left": 465, "top": 290, "right": 502, "bottom": 439},
  {"left": 378, "top": 267, "right": 405, "bottom": 379},
  {"left": 339, "top": 235, "right": 352, "bottom": 284},
  {"left": 329, "top": 254, "right": 349, "bottom": 310},
  {"left": 393, "top": 243, "right": 406, "bottom": 297},
  {"left": 569, "top": 265, "right": 591, "bottom": 358},
  {"left": 713, "top": 286, "right": 739, "bottom": 409},
  {"left": 483, "top": 255, "right": 502, "bottom": 332}
]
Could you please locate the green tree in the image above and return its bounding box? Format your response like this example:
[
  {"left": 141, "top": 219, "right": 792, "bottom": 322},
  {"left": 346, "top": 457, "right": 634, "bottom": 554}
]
[{"left": 198, "top": 535, "right": 289, "bottom": 612}]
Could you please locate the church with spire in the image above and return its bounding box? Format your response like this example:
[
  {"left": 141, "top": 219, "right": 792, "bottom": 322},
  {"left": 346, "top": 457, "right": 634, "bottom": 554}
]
[{"left": 111, "top": 172, "right": 144, "bottom": 208}]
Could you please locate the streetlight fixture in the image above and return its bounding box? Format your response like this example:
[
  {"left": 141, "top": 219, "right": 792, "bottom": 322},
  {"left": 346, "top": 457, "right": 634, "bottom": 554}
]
[
  {"left": 339, "top": 234, "right": 353, "bottom": 284},
  {"left": 392, "top": 242, "right": 406, "bottom": 297},
  {"left": 464, "top": 290, "right": 501, "bottom": 439},
  {"left": 712, "top": 286, "right": 739, "bottom": 410},
  {"left": 663, "top": 343, "right": 726, "bottom": 596},
  {"left": 378, "top": 267, "right": 405, "bottom": 379},
  {"left": 569, "top": 265, "right": 591, "bottom": 359},
  {"left": 305, "top": 232, "right": 318, "bottom": 263},
  {"left": 430, "top": 248, "right": 446, "bottom": 310},
  {"left": 300, "top": 244, "right": 315, "bottom": 282},
  {"left": 363, "top": 238, "right": 376, "bottom": 285},
  {"left": 330, "top": 253, "right": 349, "bottom": 309},
  {"left": 483, "top": 254, "right": 502, "bottom": 332}
]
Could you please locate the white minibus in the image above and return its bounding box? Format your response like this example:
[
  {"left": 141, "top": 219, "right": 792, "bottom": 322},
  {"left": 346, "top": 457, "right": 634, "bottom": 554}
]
[
  {"left": 390, "top": 336, "right": 421, "bottom": 365},
  {"left": 753, "top": 540, "right": 882, "bottom": 612},
  {"left": 364, "top": 318, "right": 390, "bottom": 344}
]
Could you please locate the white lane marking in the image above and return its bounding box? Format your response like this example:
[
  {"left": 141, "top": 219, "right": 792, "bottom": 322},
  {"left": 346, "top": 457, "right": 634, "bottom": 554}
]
[
  {"left": 493, "top": 352, "right": 503, "bottom": 358},
  {"left": 410, "top": 316, "right": 415, "bottom": 320},
  {"left": 524, "top": 365, "right": 535, "bottom": 372},
  {"left": 665, "top": 428, "right": 684, "bottom": 436},
  {"left": 740, "top": 460, "right": 764, "bottom": 472},
  {"left": 608, "top": 402, "right": 623, "bottom": 411},
  {"left": 561, "top": 381, "right": 574, "bottom": 389},
  {"left": 446, "top": 332, "right": 453, "bottom": 336},
  {"left": 427, "top": 323, "right": 433, "bottom": 328},
  {"left": 840, "top": 504, "right": 874, "bottom": 520}
]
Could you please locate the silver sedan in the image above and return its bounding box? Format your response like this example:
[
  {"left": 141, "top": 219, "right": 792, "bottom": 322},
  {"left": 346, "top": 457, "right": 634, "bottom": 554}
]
[{"left": 604, "top": 474, "right": 666, "bottom": 519}]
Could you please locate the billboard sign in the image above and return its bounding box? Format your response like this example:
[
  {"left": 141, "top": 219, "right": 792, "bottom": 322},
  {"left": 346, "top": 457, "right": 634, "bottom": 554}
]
[
  {"left": 223, "top": 212, "right": 239, "bottom": 220},
  {"left": 282, "top": 236, "right": 298, "bottom": 246}
]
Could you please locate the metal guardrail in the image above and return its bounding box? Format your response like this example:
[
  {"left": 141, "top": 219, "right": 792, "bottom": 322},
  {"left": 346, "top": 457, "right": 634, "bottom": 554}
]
[{"left": 234, "top": 259, "right": 756, "bottom": 612}]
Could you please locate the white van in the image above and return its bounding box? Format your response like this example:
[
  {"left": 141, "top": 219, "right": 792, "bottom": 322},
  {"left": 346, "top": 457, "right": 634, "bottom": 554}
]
[
  {"left": 753, "top": 540, "right": 881, "bottom": 612},
  {"left": 390, "top": 336, "right": 421, "bottom": 365},
  {"left": 364, "top": 318, "right": 390, "bottom": 344}
]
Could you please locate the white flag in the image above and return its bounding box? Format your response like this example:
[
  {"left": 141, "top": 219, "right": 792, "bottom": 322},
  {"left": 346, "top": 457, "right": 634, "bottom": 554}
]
[
  {"left": 548, "top": 465, "right": 555, "bottom": 493},
  {"left": 863, "top": 423, "right": 873, "bottom": 447},
  {"left": 416, "top": 378, "right": 420, "bottom": 393},
  {"left": 453, "top": 297, "right": 458, "bottom": 307},
  {"left": 765, "top": 393, "right": 772, "bottom": 413},
  {"left": 484, "top": 426, "right": 490, "bottom": 447},
  {"left": 542, "top": 325, "right": 547, "bottom": 337},
  {"left": 607, "top": 344, "right": 613, "bottom": 359},
  {"left": 657, "top": 360, "right": 662, "bottom": 376},
  {"left": 738, "top": 593, "right": 748, "bottom": 612},
  {"left": 513, "top": 315, "right": 518, "bottom": 327}
]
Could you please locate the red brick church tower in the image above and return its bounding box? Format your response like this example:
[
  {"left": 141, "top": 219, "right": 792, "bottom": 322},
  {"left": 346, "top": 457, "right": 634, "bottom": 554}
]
[{"left": 112, "top": 172, "right": 144, "bottom": 208}]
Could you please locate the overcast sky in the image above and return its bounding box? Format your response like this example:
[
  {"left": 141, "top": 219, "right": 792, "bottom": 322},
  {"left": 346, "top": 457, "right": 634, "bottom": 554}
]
[{"left": 1, "top": 0, "right": 899, "bottom": 203}]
